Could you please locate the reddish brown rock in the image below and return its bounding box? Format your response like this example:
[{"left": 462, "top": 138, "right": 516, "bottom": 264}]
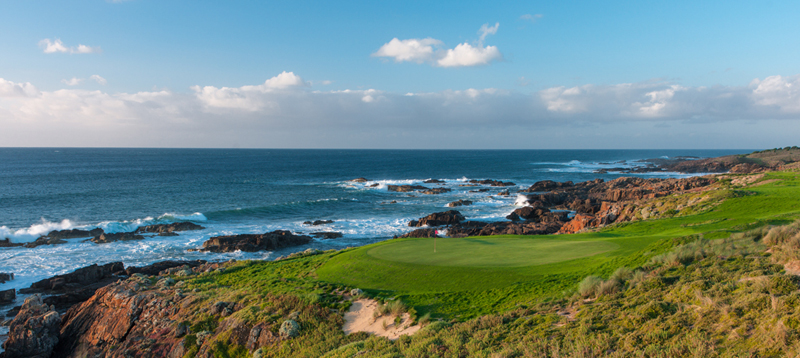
[
  {"left": 395, "top": 228, "right": 440, "bottom": 239},
  {"left": 2, "top": 294, "right": 61, "bottom": 358}
]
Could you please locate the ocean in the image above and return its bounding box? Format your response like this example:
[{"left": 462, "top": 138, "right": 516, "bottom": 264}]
[{"left": 0, "top": 148, "right": 746, "bottom": 294}]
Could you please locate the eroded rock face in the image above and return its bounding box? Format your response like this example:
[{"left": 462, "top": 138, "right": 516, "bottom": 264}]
[
  {"left": 408, "top": 211, "right": 465, "bottom": 227},
  {"left": 196, "top": 230, "right": 312, "bottom": 253},
  {"left": 511, "top": 206, "right": 551, "bottom": 221},
  {"left": 2, "top": 294, "right": 61, "bottom": 358},
  {"left": 520, "top": 180, "right": 574, "bottom": 193},
  {"left": 19, "top": 262, "right": 124, "bottom": 313},
  {"left": 90, "top": 232, "right": 145, "bottom": 244},
  {"left": 134, "top": 222, "right": 205, "bottom": 235}
]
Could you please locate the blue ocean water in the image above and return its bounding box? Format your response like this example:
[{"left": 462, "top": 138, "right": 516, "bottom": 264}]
[{"left": 0, "top": 148, "right": 746, "bottom": 293}]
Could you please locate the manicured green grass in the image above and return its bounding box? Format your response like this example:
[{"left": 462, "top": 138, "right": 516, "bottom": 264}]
[
  {"left": 316, "top": 171, "right": 800, "bottom": 319},
  {"left": 366, "top": 237, "right": 619, "bottom": 267}
]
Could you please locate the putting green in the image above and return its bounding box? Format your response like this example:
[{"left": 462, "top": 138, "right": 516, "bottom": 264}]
[{"left": 366, "top": 237, "right": 619, "bottom": 267}]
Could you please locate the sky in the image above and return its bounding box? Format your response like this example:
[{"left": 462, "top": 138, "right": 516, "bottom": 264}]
[{"left": 1, "top": 0, "right": 799, "bottom": 149}]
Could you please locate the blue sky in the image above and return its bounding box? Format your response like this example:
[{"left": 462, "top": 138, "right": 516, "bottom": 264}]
[{"left": 1, "top": 0, "right": 799, "bottom": 148}]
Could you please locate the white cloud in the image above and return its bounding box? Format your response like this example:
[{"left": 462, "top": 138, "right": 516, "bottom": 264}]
[
  {"left": 0, "top": 78, "right": 40, "bottom": 97},
  {"left": 90, "top": 75, "right": 107, "bottom": 85},
  {"left": 62, "top": 78, "right": 84, "bottom": 86},
  {"left": 372, "top": 38, "right": 443, "bottom": 63},
  {"left": 520, "top": 14, "right": 543, "bottom": 22},
  {"left": 3, "top": 74, "right": 800, "bottom": 148},
  {"left": 39, "top": 38, "right": 101, "bottom": 54},
  {"left": 373, "top": 24, "right": 503, "bottom": 68},
  {"left": 478, "top": 22, "right": 499, "bottom": 43},
  {"left": 191, "top": 71, "right": 308, "bottom": 111},
  {"left": 437, "top": 43, "right": 502, "bottom": 68}
]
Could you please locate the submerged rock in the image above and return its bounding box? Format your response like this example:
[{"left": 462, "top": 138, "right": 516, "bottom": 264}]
[
  {"left": 310, "top": 232, "right": 343, "bottom": 239},
  {"left": 134, "top": 222, "right": 205, "bottom": 235},
  {"left": 447, "top": 199, "right": 473, "bottom": 207},
  {"left": 303, "top": 220, "right": 334, "bottom": 226},
  {"left": 0, "top": 288, "right": 15, "bottom": 303},
  {"left": 90, "top": 232, "right": 145, "bottom": 244},
  {"left": 387, "top": 185, "right": 428, "bottom": 192},
  {"left": 194, "top": 230, "right": 312, "bottom": 253}
]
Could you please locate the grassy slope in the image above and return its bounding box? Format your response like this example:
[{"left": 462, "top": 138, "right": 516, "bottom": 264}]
[{"left": 316, "top": 171, "right": 800, "bottom": 319}]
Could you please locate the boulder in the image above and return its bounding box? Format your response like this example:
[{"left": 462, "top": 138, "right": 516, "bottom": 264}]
[
  {"left": 134, "top": 222, "right": 205, "bottom": 235},
  {"left": 90, "top": 232, "right": 145, "bottom": 244},
  {"left": 279, "top": 319, "right": 300, "bottom": 339},
  {"left": 423, "top": 179, "right": 445, "bottom": 184},
  {"left": 0, "top": 272, "right": 13, "bottom": 283},
  {"left": 387, "top": 185, "right": 428, "bottom": 192},
  {"left": 512, "top": 206, "right": 551, "bottom": 221},
  {"left": 1, "top": 294, "right": 61, "bottom": 358},
  {"left": 0, "top": 288, "right": 15, "bottom": 304},
  {"left": 395, "top": 228, "right": 440, "bottom": 239},
  {"left": 421, "top": 188, "right": 452, "bottom": 195},
  {"left": 446, "top": 199, "right": 473, "bottom": 207},
  {"left": 195, "top": 230, "right": 312, "bottom": 253},
  {"left": 408, "top": 210, "right": 465, "bottom": 227},
  {"left": 350, "top": 177, "right": 369, "bottom": 183}
]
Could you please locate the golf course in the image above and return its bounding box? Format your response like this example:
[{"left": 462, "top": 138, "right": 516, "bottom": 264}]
[{"left": 318, "top": 170, "right": 800, "bottom": 318}]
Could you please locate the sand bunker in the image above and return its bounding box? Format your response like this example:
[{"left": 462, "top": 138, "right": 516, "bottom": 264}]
[{"left": 343, "top": 299, "right": 421, "bottom": 340}]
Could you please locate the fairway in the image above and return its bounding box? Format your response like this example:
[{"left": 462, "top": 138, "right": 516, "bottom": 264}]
[{"left": 367, "top": 237, "right": 619, "bottom": 267}]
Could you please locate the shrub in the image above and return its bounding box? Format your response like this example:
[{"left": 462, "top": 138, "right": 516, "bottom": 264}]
[
  {"left": 386, "top": 299, "right": 407, "bottom": 315},
  {"left": 610, "top": 267, "right": 633, "bottom": 282},
  {"left": 598, "top": 279, "right": 621, "bottom": 296},
  {"left": 419, "top": 313, "right": 431, "bottom": 326},
  {"left": 578, "top": 276, "right": 604, "bottom": 297}
]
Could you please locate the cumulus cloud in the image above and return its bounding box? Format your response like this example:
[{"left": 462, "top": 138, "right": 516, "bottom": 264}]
[
  {"left": 373, "top": 23, "right": 502, "bottom": 67},
  {"left": 372, "top": 38, "right": 443, "bottom": 63},
  {"left": 191, "top": 71, "right": 308, "bottom": 111},
  {"left": 39, "top": 38, "right": 101, "bottom": 54},
  {"left": 62, "top": 78, "right": 84, "bottom": 86},
  {"left": 90, "top": 75, "right": 107, "bottom": 85},
  {"left": 2, "top": 73, "right": 800, "bottom": 148}
]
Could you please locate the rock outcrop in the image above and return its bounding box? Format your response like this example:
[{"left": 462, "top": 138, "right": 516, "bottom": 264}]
[
  {"left": 124, "top": 260, "right": 206, "bottom": 276},
  {"left": 387, "top": 185, "right": 428, "bottom": 192},
  {"left": 0, "top": 238, "right": 23, "bottom": 248},
  {"left": 421, "top": 188, "right": 451, "bottom": 195},
  {"left": 90, "top": 232, "right": 145, "bottom": 244},
  {"left": 408, "top": 211, "right": 465, "bottom": 227},
  {"left": 447, "top": 199, "right": 473, "bottom": 207},
  {"left": 1, "top": 294, "right": 61, "bottom": 358},
  {"left": 395, "top": 228, "right": 440, "bottom": 239},
  {"left": 310, "top": 232, "right": 343, "bottom": 239},
  {"left": 303, "top": 220, "right": 334, "bottom": 226},
  {"left": 423, "top": 179, "right": 445, "bottom": 184},
  {"left": 0, "top": 288, "right": 15, "bottom": 303},
  {"left": 46, "top": 228, "right": 105, "bottom": 240},
  {"left": 469, "top": 179, "right": 516, "bottom": 187},
  {"left": 195, "top": 230, "right": 312, "bottom": 253},
  {"left": 134, "top": 222, "right": 204, "bottom": 235},
  {"left": 0, "top": 272, "right": 13, "bottom": 283},
  {"left": 350, "top": 177, "right": 369, "bottom": 183},
  {"left": 19, "top": 262, "right": 124, "bottom": 313}
]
